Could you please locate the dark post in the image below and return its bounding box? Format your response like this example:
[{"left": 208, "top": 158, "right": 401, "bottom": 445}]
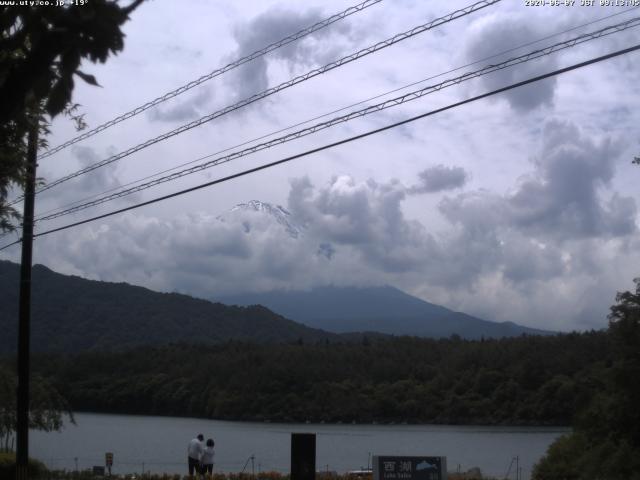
[
  {"left": 16, "top": 122, "right": 38, "bottom": 480},
  {"left": 291, "top": 433, "right": 316, "bottom": 480}
]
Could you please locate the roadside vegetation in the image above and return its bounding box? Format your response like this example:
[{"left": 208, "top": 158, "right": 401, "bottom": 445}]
[
  {"left": 0, "top": 467, "right": 491, "bottom": 480},
  {"left": 532, "top": 278, "right": 640, "bottom": 480}
]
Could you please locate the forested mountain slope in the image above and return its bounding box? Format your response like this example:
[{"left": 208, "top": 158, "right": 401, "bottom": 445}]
[{"left": 0, "top": 260, "right": 337, "bottom": 353}]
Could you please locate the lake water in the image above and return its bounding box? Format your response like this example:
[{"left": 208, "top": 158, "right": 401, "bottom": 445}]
[{"left": 30, "top": 413, "right": 568, "bottom": 479}]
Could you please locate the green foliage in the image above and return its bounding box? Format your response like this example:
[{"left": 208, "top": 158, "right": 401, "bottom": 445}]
[
  {"left": 533, "top": 433, "right": 640, "bottom": 480},
  {"left": 0, "top": 365, "right": 74, "bottom": 452},
  {"left": 533, "top": 278, "right": 640, "bottom": 480},
  {"left": 0, "top": 451, "right": 48, "bottom": 479},
  {"left": 532, "top": 433, "right": 586, "bottom": 480},
  {"left": 0, "top": 0, "right": 144, "bottom": 231},
  {"left": 0, "top": 0, "right": 144, "bottom": 122},
  {"left": 0, "top": 261, "right": 338, "bottom": 353},
  {"left": 21, "top": 330, "right": 612, "bottom": 426},
  {"left": 603, "top": 278, "right": 640, "bottom": 446}
]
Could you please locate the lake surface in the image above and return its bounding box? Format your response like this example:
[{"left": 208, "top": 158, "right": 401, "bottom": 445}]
[{"left": 30, "top": 413, "right": 567, "bottom": 479}]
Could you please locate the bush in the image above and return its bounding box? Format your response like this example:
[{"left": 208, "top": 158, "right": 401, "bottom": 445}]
[
  {"left": 0, "top": 451, "right": 48, "bottom": 479},
  {"left": 532, "top": 433, "right": 585, "bottom": 480},
  {"left": 532, "top": 432, "right": 640, "bottom": 480}
]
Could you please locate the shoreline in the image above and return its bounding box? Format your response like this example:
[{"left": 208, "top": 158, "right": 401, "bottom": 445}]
[
  {"left": 30, "top": 412, "right": 565, "bottom": 479},
  {"left": 64, "top": 410, "right": 572, "bottom": 430}
]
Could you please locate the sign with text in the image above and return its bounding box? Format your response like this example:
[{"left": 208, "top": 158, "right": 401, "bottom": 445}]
[{"left": 373, "top": 456, "right": 447, "bottom": 480}]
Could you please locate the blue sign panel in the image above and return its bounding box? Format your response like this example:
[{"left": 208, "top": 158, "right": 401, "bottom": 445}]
[{"left": 373, "top": 456, "right": 447, "bottom": 480}]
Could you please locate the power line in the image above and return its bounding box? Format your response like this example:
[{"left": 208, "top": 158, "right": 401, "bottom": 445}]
[
  {"left": 35, "top": 5, "right": 639, "bottom": 221},
  {"left": 14, "top": 0, "right": 500, "bottom": 204},
  {"left": 0, "top": 238, "right": 21, "bottom": 252},
  {"left": 35, "top": 16, "right": 640, "bottom": 223},
  {"left": 2, "top": 42, "right": 637, "bottom": 252},
  {"left": 38, "top": 0, "right": 384, "bottom": 160},
  {"left": 12, "top": 43, "right": 637, "bottom": 243}
]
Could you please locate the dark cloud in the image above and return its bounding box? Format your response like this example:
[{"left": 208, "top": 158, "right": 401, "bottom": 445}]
[
  {"left": 287, "top": 175, "right": 434, "bottom": 273},
  {"left": 440, "top": 120, "right": 637, "bottom": 240},
  {"left": 38, "top": 146, "right": 122, "bottom": 203},
  {"left": 465, "top": 14, "right": 559, "bottom": 112},
  {"left": 230, "top": 58, "right": 269, "bottom": 101},
  {"left": 34, "top": 146, "right": 141, "bottom": 222},
  {"left": 317, "top": 242, "right": 335, "bottom": 259},
  {"left": 227, "top": 6, "right": 353, "bottom": 99},
  {"left": 509, "top": 120, "right": 635, "bottom": 238},
  {"left": 408, "top": 165, "right": 468, "bottom": 194},
  {"left": 148, "top": 87, "right": 213, "bottom": 123},
  {"left": 499, "top": 234, "right": 566, "bottom": 284},
  {"left": 72, "top": 146, "right": 123, "bottom": 194}
]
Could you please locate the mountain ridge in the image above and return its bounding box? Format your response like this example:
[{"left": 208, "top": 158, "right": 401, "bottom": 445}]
[
  {"left": 219, "top": 285, "right": 555, "bottom": 339},
  {"left": 0, "top": 260, "right": 337, "bottom": 353}
]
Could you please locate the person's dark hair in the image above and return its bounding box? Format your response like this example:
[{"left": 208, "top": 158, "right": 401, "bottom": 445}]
[
  {"left": 207, "top": 438, "right": 214, "bottom": 447},
  {"left": 197, "top": 434, "right": 204, "bottom": 441}
]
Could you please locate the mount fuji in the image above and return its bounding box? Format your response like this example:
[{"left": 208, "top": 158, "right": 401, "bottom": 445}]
[
  {"left": 215, "top": 200, "right": 554, "bottom": 339},
  {"left": 219, "top": 285, "right": 554, "bottom": 340},
  {"left": 217, "top": 199, "right": 303, "bottom": 239}
]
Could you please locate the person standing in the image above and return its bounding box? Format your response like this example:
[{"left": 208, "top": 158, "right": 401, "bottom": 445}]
[
  {"left": 188, "top": 434, "right": 204, "bottom": 476},
  {"left": 200, "top": 438, "right": 215, "bottom": 477}
]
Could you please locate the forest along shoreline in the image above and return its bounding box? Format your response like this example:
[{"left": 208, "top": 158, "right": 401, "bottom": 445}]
[{"left": 7, "top": 331, "right": 608, "bottom": 426}]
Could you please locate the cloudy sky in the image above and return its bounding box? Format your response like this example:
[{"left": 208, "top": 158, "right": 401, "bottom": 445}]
[{"left": 3, "top": 0, "right": 640, "bottom": 332}]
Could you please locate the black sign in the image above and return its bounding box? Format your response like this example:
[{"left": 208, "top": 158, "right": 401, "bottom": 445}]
[
  {"left": 291, "top": 433, "right": 316, "bottom": 480},
  {"left": 373, "top": 456, "right": 446, "bottom": 480}
]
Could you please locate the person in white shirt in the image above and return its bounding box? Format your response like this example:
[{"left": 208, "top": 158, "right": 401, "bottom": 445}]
[
  {"left": 200, "top": 438, "right": 215, "bottom": 476},
  {"left": 187, "top": 434, "right": 204, "bottom": 476}
]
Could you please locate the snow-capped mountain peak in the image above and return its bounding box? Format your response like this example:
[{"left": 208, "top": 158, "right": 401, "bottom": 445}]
[{"left": 218, "top": 200, "right": 303, "bottom": 239}]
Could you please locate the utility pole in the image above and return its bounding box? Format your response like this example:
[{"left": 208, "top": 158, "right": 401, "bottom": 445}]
[{"left": 16, "top": 121, "right": 38, "bottom": 480}]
